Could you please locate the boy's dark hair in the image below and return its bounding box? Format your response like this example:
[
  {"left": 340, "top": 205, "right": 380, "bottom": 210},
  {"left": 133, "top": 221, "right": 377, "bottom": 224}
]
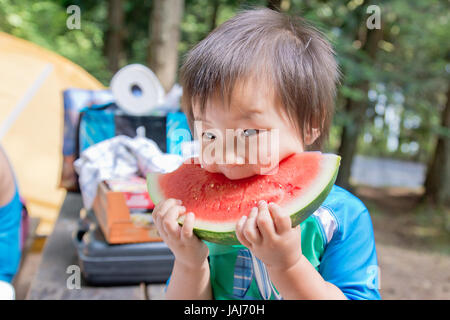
[{"left": 180, "top": 7, "right": 339, "bottom": 150}]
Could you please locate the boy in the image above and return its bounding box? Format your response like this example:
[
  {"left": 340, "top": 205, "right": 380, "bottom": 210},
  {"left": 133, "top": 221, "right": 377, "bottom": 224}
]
[{"left": 153, "top": 8, "right": 380, "bottom": 300}]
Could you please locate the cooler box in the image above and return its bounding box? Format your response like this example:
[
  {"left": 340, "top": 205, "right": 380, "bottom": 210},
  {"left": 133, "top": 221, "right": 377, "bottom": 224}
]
[{"left": 73, "top": 213, "right": 174, "bottom": 285}]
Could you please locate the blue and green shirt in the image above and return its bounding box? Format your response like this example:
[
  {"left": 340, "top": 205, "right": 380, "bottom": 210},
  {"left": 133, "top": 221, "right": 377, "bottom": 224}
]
[{"left": 206, "top": 185, "right": 381, "bottom": 300}]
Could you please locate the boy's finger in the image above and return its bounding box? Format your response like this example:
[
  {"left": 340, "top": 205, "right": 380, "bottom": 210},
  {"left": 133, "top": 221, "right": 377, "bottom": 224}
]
[
  {"left": 153, "top": 199, "right": 176, "bottom": 229},
  {"left": 269, "top": 202, "right": 291, "bottom": 234},
  {"left": 152, "top": 207, "right": 166, "bottom": 238},
  {"left": 157, "top": 198, "right": 182, "bottom": 218},
  {"left": 236, "top": 215, "right": 252, "bottom": 248},
  {"left": 180, "top": 212, "right": 195, "bottom": 242},
  {"left": 154, "top": 219, "right": 167, "bottom": 240},
  {"left": 256, "top": 200, "right": 276, "bottom": 238},
  {"left": 243, "top": 207, "right": 262, "bottom": 244},
  {"left": 162, "top": 205, "right": 185, "bottom": 238},
  {"left": 153, "top": 200, "right": 165, "bottom": 214},
  {"left": 153, "top": 211, "right": 168, "bottom": 240}
]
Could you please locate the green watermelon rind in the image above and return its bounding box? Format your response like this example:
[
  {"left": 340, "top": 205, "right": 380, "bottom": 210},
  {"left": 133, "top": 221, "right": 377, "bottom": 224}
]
[{"left": 147, "top": 155, "right": 340, "bottom": 246}]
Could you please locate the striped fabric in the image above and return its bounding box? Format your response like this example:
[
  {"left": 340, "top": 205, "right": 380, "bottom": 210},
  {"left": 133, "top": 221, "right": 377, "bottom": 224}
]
[
  {"left": 250, "top": 251, "right": 283, "bottom": 300},
  {"left": 232, "top": 248, "right": 283, "bottom": 300},
  {"left": 232, "top": 249, "right": 253, "bottom": 298}
]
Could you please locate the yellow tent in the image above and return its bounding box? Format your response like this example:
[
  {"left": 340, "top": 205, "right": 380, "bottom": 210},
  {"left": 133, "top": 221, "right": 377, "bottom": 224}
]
[{"left": 0, "top": 32, "right": 104, "bottom": 235}]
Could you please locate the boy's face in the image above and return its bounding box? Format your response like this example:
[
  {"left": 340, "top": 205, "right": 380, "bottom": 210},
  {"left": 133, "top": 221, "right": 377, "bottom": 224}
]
[{"left": 193, "top": 78, "right": 309, "bottom": 180}]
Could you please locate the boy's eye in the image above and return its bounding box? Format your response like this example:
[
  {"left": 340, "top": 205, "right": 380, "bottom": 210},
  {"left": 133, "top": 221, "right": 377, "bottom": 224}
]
[
  {"left": 242, "top": 129, "right": 259, "bottom": 137},
  {"left": 202, "top": 131, "right": 216, "bottom": 140}
]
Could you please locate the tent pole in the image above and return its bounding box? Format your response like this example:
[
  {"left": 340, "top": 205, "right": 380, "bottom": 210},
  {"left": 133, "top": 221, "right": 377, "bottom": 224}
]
[{"left": 0, "top": 64, "right": 53, "bottom": 141}]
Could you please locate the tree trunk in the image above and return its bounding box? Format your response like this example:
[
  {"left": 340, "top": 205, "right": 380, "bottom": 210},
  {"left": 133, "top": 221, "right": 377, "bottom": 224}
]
[
  {"left": 267, "top": 0, "right": 282, "bottom": 11},
  {"left": 148, "top": 0, "right": 184, "bottom": 93},
  {"left": 336, "top": 89, "right": 368, "bottom": 190},
  {"left": 336, "top": 26, "right": 383, "bottom": 190},
  {"left": 424, "top": 85, "right": 450, "bottom": 207},
  {"left": 105, "top": 0, "right": 125, "bottom": 74},
  {"left": 209, "top": 0, "right": 220, "bottom": 32}
]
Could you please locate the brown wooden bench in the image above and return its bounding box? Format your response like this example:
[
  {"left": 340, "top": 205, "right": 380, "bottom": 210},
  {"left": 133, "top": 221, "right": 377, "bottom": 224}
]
[
  {"left": 26, "top": 192, "right": 165, "bottom": 300},
  {"left": 12, "top": 216, "right": 40, "bottom": 300}
]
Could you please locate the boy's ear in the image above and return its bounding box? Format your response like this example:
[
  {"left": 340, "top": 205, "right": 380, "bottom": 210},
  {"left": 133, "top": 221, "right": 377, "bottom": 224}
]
[{"left": 304, "top": 128, "right": 320, "bottom": 146}]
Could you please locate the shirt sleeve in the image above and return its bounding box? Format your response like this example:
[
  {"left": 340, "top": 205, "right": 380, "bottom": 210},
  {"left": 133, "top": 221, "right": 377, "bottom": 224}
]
[
  {"left": 0, "top": 187, "right": 22, "bottom": 283},
  {"left": 318, "top": 200, "right": 381, "bottom": 300}
]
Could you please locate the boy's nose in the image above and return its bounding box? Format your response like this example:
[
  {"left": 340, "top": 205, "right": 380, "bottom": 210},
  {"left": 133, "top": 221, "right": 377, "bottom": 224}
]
[
  {"left": 223, "top": 148, "right": 245, "bottom": 165},
  {"left": 221, "top": 130, "right": 247, "bottom": 165}
]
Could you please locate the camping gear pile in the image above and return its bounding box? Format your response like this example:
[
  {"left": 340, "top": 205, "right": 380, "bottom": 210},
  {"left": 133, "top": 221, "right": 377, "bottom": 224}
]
[{"left": 64, "top": 64, "right": 192, "bottom": 285}]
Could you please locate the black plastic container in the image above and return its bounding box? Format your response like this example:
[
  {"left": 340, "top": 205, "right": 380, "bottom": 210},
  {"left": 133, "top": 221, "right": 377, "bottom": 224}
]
[{"left": 72, "top": 215, "right": 174, "bottom": 286}]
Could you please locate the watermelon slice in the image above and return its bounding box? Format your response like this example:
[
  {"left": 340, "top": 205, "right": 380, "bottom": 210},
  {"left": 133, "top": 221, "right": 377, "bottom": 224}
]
[{"left": 147, "top": 152, "right": 340, "bottom": 245}]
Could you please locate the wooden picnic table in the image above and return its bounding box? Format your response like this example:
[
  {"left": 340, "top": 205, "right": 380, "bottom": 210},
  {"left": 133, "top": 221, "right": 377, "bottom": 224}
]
[{"left": 26, "top": 192, "right": 166, "bottom": 300}]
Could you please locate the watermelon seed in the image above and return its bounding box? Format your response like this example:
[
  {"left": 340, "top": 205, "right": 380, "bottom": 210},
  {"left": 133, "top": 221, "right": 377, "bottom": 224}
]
[{"left": 210, "top": 183, "right": 215, "bottom": 188}]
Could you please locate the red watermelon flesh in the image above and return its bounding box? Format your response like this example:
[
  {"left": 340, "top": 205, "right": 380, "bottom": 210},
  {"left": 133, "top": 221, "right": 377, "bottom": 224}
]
[{"left": 147, "top": 152, "right": 340, "bottom": 245}]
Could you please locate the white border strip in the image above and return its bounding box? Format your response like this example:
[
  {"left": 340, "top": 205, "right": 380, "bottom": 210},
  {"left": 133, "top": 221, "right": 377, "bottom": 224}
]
[{"left": 313, "top": 206, "right": 337, "bottom": 244}]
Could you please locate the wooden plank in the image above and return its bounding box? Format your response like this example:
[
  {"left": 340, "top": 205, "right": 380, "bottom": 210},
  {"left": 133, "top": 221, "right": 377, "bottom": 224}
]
[
  {"left": 147, "top": 284, "right": 166, "bottom": 300},
  {"left": 12, "top": 217, "right": 42, "bottom": 300},
  {"left": 27, "top": 281, "right": 146, "bottom": 300},
  {"left": 23, "top": 217, "right": 41, "bottom": 253},
  {"left": 26, "top": 192, "right": 145, "bottom": 300}
]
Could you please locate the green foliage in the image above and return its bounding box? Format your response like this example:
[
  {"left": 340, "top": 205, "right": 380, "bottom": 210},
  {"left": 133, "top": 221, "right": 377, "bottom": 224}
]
[
  {"left": 354, "top": 0, "right": 449, "bottom": 163},
  {"left": 0, "top": 0, "right": 448, "bottom": 165},
  {"left": 0, "top": 0, "right": 111, "bottom": 84}
]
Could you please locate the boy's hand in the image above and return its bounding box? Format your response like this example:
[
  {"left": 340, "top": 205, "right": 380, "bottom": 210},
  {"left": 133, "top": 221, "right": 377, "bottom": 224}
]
[
  {"left": 153, "top": 198, "right": 209, "bottom": 270},
  {"left": 235, "top": 201, "right": 302, "bottom": 271}
]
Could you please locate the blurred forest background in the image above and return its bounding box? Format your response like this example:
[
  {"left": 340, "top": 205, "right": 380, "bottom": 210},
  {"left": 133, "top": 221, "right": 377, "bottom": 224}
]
[
  {"left": 1, "top": 0, "right": 448, "bottom": 201},
  {"left": 1, "top": 1, "right": 449, "bottom": 207},
  {"left": 1, "top": 0, "right": 449, "bottom": 299}
]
